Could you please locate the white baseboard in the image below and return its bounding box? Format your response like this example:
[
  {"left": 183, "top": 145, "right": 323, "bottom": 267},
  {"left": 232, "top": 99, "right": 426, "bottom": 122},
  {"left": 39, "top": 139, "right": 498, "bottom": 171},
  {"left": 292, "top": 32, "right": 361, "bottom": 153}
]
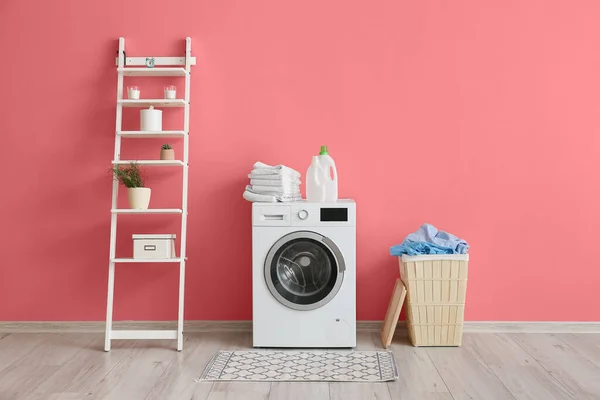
[
  {"left": 1, "top": 321, "right": 599, "bottom": 334},
  {"left": 461, "top": 321, "right": 600, "bottom": 333},
  {"left": 0, "top": 321, "right": 251, "bottom": 333}
]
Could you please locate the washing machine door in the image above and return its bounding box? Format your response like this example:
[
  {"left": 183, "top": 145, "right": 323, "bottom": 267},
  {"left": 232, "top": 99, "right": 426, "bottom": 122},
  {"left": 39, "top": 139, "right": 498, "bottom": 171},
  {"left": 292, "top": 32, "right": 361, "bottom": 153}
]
[{"left": 264, "top": 231, "right": 345, "bottom": 311}]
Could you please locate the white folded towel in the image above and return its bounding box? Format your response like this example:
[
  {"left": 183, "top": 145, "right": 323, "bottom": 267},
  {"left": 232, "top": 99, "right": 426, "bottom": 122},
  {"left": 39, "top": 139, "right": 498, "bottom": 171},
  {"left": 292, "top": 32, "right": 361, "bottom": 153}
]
[
  {"left": 250, "top": 168, "right": 300, "bottom": 178},
  {"left": 248, "top": 175, "right": 301, "bottom": 185},
  {"left": 244, "top": 186, "right": 302, "bottom": 202},
  {"left": 243, "top": 162, "right": 303, "bottom": 203},
  {"left": 250, "top": 179, "right": 300, "bottom": 188},
  {"left": 251, "top": 162, "right": 301, "bottom": 179},
  {"left": 251, "top": 185, "right": 300, "bottom": 195},
  {"left": 243, "top": 190, "right": 277, "bottom": 203}
]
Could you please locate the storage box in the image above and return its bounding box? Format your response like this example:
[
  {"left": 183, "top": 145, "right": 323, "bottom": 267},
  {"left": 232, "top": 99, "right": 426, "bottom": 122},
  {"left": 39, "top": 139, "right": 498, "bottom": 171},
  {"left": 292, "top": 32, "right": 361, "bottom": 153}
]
[
  {"left": 399, "top": 254, "right": 469, "bottom": 346},
  {"left": 133, "top": 234, "right": 176, "bottom": 259}
]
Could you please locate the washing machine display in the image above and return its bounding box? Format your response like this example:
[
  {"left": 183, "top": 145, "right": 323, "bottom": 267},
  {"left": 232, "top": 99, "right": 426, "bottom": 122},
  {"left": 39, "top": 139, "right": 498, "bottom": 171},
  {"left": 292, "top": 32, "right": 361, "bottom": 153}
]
[{"left": 265, "top": 231, "right": 345, "bottom": 311}]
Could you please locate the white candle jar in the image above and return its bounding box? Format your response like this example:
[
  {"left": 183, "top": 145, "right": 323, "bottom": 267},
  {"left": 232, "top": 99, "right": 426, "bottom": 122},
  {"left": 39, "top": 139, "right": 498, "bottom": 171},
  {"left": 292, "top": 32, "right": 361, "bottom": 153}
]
[
  {"left": 164, "top": 85, "right": 177, "bottom": 99},
  {"left": 127, "top": 86, "right": 140, "bottom": 99}
]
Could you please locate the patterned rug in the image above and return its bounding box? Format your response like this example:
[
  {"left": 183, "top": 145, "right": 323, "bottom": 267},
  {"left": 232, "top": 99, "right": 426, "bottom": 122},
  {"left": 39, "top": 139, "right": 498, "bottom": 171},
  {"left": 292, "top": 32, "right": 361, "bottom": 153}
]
[{"left": 197, "top": 350, "right": 398, "bottom": 382}]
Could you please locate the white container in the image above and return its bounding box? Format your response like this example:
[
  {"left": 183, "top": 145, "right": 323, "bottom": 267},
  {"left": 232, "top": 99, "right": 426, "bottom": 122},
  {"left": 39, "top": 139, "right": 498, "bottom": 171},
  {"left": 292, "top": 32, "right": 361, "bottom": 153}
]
[
  {"left": 127, "top": 86, "right": 140, "bottom": 99},
  {"left": 140, "top": 105, "right": 162, "bottom": 131},
  {"left": 306, "top": 156, "right": 326, "bottom": 202},
  {"left": 133, "top": 234, "right": 177, "bottom": 259},
  {"left": 164, "top": 85, "right": 176, "bottom": 99},
  {"left": 318, "top": 152, "right": 338, "bottom": 202},
  {"left": 306, "top": 146, "right": 338, "bottom": 202}
]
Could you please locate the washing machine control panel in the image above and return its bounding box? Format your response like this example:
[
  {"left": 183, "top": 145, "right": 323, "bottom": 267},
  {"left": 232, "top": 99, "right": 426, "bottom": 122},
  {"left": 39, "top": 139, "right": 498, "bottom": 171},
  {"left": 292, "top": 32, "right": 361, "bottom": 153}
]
[{"left": 289, "top": 201, "right": 356, "bottom": 226}]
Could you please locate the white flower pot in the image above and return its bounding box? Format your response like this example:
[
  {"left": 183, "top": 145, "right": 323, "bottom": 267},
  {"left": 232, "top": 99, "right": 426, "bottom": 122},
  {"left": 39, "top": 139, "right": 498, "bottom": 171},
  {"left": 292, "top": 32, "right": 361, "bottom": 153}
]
[{"left": 128, "top": 187, "right": 151, "bottom": 209}]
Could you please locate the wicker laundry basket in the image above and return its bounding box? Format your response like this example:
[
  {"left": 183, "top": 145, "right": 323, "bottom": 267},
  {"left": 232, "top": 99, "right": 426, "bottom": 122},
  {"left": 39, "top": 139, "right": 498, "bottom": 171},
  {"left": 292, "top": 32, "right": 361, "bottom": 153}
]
[{"left": 399, "top": 254, "right": 469, "bottom": 346}]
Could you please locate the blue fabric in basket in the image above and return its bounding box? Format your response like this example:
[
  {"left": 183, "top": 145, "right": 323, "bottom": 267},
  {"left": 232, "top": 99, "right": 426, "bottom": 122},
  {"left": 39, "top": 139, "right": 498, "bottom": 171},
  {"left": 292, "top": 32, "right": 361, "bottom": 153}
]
[{"left": 390, "top": 223, "right": 469, "bottom": 256}]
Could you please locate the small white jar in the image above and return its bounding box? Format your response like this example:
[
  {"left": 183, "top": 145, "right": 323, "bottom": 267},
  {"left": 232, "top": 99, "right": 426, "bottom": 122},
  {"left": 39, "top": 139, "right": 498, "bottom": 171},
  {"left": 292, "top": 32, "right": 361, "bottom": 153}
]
[
  {"left": 164, "top": 85, "right": 176, "bottom": 99},
  {"left": 127, "top": 86, "right": 140, "bottom": 99}
]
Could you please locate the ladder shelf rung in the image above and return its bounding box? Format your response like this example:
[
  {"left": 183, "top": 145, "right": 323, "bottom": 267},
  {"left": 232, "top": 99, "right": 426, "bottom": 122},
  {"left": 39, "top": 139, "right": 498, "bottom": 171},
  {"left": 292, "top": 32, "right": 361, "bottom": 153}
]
[
  {"left": 111, "top": 330, "right": 178, "bottom": 340},
  {"left": 118, "top": 130, "right": 187, "bottom": 138},
  {"left": 118, "top": 99, "right": 186, "bottom": 108},
  {"left": 112, "top": 160, "right": 184, "bottom": 167},
  {"left": 111, "top": 258, "right": 183, "bottom": 263},
  {"left": 118, "top": 67, "right": 187, "bottom": 77},
  {"left": 114, "top": 56, "right": 197, "bottom": 67},
  {"left": 111, "top": 208, "right": 183, "bottom": 214}
]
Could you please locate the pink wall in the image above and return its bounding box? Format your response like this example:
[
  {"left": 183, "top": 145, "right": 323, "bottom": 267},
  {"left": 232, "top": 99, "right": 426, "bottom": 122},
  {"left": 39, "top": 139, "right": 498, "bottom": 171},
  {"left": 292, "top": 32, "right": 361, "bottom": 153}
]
[{"left": 1, "top": 0, "right": 599, "bottom": 322}]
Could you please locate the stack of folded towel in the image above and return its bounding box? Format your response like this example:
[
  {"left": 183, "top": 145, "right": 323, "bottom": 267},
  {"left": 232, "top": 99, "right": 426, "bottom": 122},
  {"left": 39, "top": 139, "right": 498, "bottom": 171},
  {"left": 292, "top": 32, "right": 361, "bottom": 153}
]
[{"left": 243, "top": 161, "right": 302, "bottom": 203}]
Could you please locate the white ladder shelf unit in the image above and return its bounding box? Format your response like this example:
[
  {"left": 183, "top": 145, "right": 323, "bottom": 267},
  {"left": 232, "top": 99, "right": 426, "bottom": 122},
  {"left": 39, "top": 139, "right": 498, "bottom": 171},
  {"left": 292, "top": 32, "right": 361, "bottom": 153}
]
[{"left": 105, "top": 37, "right": 195, "bottom": 352}]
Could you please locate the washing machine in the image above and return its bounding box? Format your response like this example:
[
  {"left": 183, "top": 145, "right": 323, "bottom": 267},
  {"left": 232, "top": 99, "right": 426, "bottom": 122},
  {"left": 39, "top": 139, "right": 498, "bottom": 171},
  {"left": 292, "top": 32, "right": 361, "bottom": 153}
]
[{"left": 252, "top": 200, "right": 356, "bottom": 348}]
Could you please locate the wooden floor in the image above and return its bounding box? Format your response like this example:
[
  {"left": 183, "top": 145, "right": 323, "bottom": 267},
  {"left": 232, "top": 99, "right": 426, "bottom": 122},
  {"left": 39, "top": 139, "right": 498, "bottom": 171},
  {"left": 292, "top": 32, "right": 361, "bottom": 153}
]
[{"left": 0, "top": 331, "right": 599, "bottom": 399}]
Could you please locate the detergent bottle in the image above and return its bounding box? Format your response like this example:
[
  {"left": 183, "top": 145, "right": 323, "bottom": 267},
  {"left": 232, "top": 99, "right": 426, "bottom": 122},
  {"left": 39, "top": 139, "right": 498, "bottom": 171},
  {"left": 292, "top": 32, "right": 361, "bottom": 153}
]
[
  {"left": 306, "top": 146, "right": 338, "bottom": 202},
  {"left": 318, "top": 145, "right": 338, "bottom": 202},
  {"left": 306, "top": 156, "right": 326, "bottom": 202}
]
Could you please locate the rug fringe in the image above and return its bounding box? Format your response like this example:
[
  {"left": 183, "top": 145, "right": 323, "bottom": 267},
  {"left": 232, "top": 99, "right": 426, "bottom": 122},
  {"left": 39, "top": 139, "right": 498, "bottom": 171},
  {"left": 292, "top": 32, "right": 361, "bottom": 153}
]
[
  {"left": 195, "top": 350, "right": 223, "bottom": 382},
  {"left": 387, "top": 351, "right": 399, "bottom": 381}
]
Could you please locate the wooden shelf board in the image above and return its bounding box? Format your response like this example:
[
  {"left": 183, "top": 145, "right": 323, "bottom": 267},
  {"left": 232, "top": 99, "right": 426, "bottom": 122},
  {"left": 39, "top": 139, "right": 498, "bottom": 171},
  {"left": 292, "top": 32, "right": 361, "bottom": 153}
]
[
  {"left": 118, "top": 99, "right": 186, "bottom": 108},
  {"left": 118, "top": 67, "right": 187, "bottom": 77},
  {"left": 112, "top": 160, "right": 184, "bottom": 167},
  {"left": 112, "top": 258, "right": 182, "bottom": 263},
  {"left": 117, "top": 130, "right": 187, "bottom": 138},
  {"left": 111, "top": 209, "right": 183, "bottom": 214}
]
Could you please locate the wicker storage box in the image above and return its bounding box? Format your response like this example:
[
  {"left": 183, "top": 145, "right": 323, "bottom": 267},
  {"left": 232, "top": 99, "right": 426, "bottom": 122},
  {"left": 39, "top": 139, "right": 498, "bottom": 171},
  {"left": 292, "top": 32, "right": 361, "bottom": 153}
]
[{"left": 399, "top": 254, "right": 469, "bottom": 346}]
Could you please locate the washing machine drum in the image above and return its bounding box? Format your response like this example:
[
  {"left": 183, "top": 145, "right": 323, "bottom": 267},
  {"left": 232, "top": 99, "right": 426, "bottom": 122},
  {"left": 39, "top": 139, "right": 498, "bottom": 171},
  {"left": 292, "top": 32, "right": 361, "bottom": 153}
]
[{"left": 265, "top": 231, "right": 345, "bottom": 311}]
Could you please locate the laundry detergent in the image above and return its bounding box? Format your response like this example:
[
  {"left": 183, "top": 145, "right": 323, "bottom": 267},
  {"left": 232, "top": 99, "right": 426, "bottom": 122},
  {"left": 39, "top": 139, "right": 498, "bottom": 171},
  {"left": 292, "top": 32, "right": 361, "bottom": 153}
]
[{"left": 306, "top": 146, "right": 338, "bottom": 202}]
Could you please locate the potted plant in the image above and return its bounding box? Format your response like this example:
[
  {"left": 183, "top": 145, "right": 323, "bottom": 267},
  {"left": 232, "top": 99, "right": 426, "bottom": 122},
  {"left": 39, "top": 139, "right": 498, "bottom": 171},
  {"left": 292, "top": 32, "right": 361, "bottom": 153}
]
[
  {"left": 110, "top": 162, "right": 151, "bottom": 209},
  {"left": 160, "top": 144, "right": 174, "bottom": 160}
]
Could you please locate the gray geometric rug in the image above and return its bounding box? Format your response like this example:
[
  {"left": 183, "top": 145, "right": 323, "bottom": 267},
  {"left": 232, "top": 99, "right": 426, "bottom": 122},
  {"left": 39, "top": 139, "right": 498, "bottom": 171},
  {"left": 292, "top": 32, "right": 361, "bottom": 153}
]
[{"left": 197, "top": 350, "right": 398, "bottom": 382}]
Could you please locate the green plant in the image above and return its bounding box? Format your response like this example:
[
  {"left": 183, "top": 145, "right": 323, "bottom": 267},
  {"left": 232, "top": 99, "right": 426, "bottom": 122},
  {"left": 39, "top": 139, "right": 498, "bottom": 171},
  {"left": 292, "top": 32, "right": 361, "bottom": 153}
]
[
  {"left": 161, "top": 143, "right": 172, "bottom": 150},
  {"left": 109, "top": 162, "right": 146, "bottom": 188}
]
